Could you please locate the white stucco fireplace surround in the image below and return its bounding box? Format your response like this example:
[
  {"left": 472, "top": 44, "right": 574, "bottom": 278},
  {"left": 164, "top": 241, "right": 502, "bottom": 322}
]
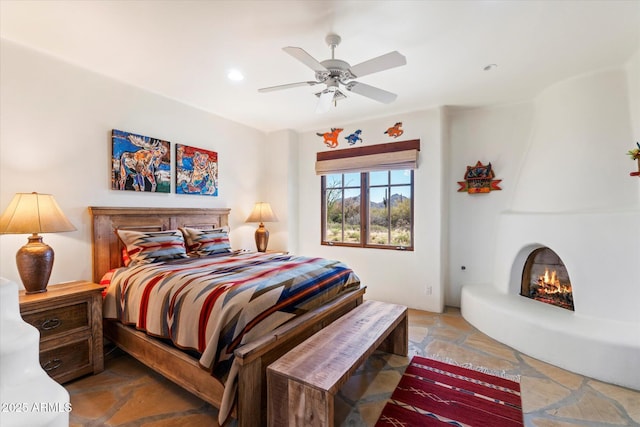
[
  {"left": 461, "top": 67, "right": 640, "bottom": 391},
  {"left": 463, "top": 211, "right": 639, "bottom": 390}
]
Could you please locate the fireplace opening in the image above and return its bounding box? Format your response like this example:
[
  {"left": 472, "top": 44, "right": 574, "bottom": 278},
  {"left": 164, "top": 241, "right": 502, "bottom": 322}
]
[{"left": 521, "top": 247, "right": 574, "bottom": 311}]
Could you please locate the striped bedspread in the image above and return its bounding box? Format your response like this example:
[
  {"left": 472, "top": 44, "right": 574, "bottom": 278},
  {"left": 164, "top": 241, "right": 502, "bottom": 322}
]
[{"left": 102, "top": 251, "right": 360, "bottom": 422}]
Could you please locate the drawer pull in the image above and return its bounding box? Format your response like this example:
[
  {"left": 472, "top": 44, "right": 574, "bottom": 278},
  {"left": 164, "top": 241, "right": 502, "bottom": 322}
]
[
  {"left": 41, "top": 318, "right": 61, "bottom": 330},
  {"left": 43, "top": 358, "right": 63, "bottom": 372}
]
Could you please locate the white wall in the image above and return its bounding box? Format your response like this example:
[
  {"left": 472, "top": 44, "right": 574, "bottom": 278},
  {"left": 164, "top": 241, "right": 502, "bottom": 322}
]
[
  {"left": 627, "top": 50, "right": 640, "bottom": 144},
  {"left": 627, "top": 50, "right": 640, "bottom": 202},
  {"left": 262, "top": 130, "right": 299, "bottom": 253},
  {"left": 511, "top": 67, "right": 638, "bottom": 212},
  {"left": 446, "top": 102, "right": 534, "bottom": 305},
  {"left": 0, "top": 39, "right": 269, "bottom": 287},
  {"left": 296, "top": 109, "right": 446, "bottom": 313}
]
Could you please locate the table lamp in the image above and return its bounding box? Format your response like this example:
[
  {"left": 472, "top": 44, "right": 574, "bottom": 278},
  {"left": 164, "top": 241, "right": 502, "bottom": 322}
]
[
  {"left": 0, "top": 192, "right": 76, "bottom": 294},
  {"left": 245, "top": 202, "right": 278, "bottom": 252}
]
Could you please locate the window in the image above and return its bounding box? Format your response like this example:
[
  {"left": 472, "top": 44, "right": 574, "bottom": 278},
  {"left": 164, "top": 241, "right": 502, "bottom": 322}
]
[
  {"left": 321, "top": 169, "right": 414, "bottom": 250},
  {"left": 368, "top": 170, "right": 413, "bottom": 247},
  {"left": 317, "top": 139, "right": 419, "bottom": 250},
  {"left": 324, "top": 172, "right": 362, "bottom": 244}
]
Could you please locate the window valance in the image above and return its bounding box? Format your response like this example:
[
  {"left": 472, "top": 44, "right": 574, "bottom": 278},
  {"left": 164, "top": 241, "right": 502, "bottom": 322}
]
[{"left": 315, "top": 139, "right": 420, "bottom": 175}]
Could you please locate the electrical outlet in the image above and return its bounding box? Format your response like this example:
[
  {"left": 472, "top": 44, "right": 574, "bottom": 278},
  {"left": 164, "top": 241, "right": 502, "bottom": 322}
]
[{"left": 426, "top": 286, "right": 432, "bottom": 295}]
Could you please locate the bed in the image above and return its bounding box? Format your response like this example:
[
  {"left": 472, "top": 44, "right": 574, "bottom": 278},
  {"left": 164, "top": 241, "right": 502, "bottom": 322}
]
[{"left": 89, "top": 207, "right": 365, "bottom": 427}]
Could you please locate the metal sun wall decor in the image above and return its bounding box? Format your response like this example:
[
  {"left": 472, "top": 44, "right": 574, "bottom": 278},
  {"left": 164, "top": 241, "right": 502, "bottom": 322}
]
[
  {"left": 457, "top": 161, "right": 502, "bottom": 194},
  {"left": 111, "top": 129, "right": 171, "bottom": 193},
  {"left": 175, "top": 144, "right": 219, "bottom": 196}
]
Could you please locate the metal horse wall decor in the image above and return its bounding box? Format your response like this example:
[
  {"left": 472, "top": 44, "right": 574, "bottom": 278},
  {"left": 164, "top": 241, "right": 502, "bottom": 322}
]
[{"left": 317, "top": 128, "right": 344, "bottom": 148}]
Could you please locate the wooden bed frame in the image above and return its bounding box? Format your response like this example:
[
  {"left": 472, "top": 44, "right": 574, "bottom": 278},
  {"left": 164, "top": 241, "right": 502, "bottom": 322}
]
[{"left": 89, "top": 207, "right": 365, "bottom": 427}]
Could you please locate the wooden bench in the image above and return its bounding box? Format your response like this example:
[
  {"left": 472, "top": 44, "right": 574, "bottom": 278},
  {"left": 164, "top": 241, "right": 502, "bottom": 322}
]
[{"left": 267, "top": 300, "right": 408, "bottom": 427}]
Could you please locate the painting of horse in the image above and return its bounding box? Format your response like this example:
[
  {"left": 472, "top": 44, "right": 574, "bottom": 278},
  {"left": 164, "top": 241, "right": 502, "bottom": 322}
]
[
  {"left": 111, "top": 129, "right": 171, "bottom": 193},
  {"left": 175, "top": 144, "right": 218, "bottom": 196}
]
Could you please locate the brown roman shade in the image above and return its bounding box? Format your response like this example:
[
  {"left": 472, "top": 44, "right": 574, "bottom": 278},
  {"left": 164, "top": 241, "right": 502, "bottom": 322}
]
[{"left": 315, "top": 139, "right": 420, "bottom": 175}]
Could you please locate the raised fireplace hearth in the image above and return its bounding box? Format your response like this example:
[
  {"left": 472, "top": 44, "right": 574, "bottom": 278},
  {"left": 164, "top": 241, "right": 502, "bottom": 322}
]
[
  {"left": 521, "top": 247, "right": 573, "bottom": 311},
  {"left": 461, "top": 210, "right": 640, "bottom": 390}
]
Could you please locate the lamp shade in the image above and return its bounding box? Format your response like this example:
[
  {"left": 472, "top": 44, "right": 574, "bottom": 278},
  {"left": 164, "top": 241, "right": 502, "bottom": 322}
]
[
  {"left": 0, "top": 193, "right": 76, "bottom": 294},
  {"left": 0, "top": 193, "right": 76, "bottom": 234},
  {"left": 245, "top": 202, "right": 278, "bottom": 223}
]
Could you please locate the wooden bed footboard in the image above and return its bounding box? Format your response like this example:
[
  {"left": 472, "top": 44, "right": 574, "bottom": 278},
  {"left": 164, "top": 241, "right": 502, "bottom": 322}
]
[
  {"left": 103, "top": 319, "right": 226, "bottom": 407},
  {"left": 104, "top": 286, "right": 364, "bottom": 427}
]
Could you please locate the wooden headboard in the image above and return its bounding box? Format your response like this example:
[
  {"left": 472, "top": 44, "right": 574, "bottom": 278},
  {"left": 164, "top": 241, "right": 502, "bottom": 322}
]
[{"left": 89, "top": 207, "right": 231, "bottom": 284}]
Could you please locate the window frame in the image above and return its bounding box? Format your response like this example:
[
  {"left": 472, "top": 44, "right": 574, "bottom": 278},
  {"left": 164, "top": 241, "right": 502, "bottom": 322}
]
[{"left": 321, "top": 169, "right": 415, "bottom": 251}]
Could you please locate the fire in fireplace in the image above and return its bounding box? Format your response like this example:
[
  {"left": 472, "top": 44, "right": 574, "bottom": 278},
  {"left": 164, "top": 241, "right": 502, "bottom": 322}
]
[{"left": 521, "top": 247, "right": 574, "bottom": 311}]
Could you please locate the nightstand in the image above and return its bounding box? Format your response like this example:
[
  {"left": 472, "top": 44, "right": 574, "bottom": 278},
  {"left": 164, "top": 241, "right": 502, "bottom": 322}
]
[{"left": 19, "top": 281, "right": 104, "bottom": 384}]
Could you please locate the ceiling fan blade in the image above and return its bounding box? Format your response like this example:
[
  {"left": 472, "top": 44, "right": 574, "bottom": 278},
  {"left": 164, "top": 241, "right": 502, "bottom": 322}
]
[
  {"left": 283, "top": 47, "right": 328, "bottom": 73},
  {"left": 258, "top": 81, "right": 320, "bottom": 93},
  {"left": 349, "top": 51, "right": 406, "bottom": 78},
  {"left": 315, "top": 89, "right": 335, "bottom": 114},
  {"left": 346, "top": 81, "right": 397, "bottom": 104}
]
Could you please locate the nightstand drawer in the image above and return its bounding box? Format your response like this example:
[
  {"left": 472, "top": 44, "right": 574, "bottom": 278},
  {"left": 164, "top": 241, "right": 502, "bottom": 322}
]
[
  {"left": 22, "top": 302, "right": 89, "bottom": 339},
  {"left": 19, "top": 281, "right": 104, "bottom": 384},
  {"left": 40, "top": 338, "right": 92, "bottom": 382}
]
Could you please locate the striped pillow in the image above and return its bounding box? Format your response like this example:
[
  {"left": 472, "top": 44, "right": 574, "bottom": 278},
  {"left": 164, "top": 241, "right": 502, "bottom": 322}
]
[
  {"left": 180, "top": 227, "right": 232, "bottom": 257},
  {"left": 116, "top": 229, "right": 188, "bottom": 265},
  {"left": 121, "top": 247, "right": 131, "bottom": 267}
]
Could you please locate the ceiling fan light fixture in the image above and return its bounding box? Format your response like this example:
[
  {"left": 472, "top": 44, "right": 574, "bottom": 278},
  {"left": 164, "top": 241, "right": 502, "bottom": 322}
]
[
  {"left": 314, "top": 88, "right": 346, "bottom": 101},
  {"left": 314, "top": 87, "right": 346, "bottom": 114}
]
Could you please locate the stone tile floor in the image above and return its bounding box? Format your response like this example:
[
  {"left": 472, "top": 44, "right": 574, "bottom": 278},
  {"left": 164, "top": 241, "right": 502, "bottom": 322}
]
[{"left": 67, "top": 307, "right": 640, "bottom": 426}]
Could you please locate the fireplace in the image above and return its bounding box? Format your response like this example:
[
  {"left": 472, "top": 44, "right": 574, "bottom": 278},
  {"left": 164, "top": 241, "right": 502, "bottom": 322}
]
[
  {"left": 520, "top": 247, "right": 573, "bottom": 311},
  {"left": 460, "top": 67, "right": 640, "bottom": 390},
  {"left": 461, "top": 210, "right": 640, "bottom": 390}
]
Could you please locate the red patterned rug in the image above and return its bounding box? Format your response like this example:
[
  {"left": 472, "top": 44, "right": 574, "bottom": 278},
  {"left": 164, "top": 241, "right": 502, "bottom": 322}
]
[{"left": 375, "top": 356, "right": 524, "bottom": 427}]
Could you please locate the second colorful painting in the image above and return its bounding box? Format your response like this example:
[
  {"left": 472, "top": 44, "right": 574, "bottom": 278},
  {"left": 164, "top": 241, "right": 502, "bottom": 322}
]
[{"left": 175, "top": 144, "right": 219, "bottom": 196}]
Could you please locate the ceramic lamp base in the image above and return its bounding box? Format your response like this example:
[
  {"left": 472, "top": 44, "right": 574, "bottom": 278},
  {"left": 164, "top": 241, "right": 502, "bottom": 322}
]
[
  {"left": 255, "top": 223, "right": 270, "bottom": 252},
  {"left": 16, "top": 234, "right": 53, "bottom": 294}
]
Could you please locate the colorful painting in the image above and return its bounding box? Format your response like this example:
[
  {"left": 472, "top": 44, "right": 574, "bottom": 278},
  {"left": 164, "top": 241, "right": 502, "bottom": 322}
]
[
  {"left": 111, "top": 129, "right": 171, "bottom": 193},
  {"left": 176, "top": 144, "right": 218, "bottom": 196},
  {"left": 457, "top": 161, "right": 502, "bottom": 194}
]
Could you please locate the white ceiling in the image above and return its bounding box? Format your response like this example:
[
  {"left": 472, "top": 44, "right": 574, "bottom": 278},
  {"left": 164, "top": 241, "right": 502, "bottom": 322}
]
[{"left": 1, "top": 0, "right": 639, "bottom": 133}]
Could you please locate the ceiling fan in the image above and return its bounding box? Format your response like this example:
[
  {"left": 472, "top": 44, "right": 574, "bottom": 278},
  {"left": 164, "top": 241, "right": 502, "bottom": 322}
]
[{"left": 258, "top": 34, "right": 406, "bottom": 113}]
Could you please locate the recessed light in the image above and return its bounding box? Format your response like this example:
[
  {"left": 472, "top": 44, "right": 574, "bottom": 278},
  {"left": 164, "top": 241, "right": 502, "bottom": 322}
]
[
  {"left": 227, "top": 69, "right": 244, "bottom": 81},
  {"left": 483, "top": 64, "right": 498, "bottom": 71}
]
